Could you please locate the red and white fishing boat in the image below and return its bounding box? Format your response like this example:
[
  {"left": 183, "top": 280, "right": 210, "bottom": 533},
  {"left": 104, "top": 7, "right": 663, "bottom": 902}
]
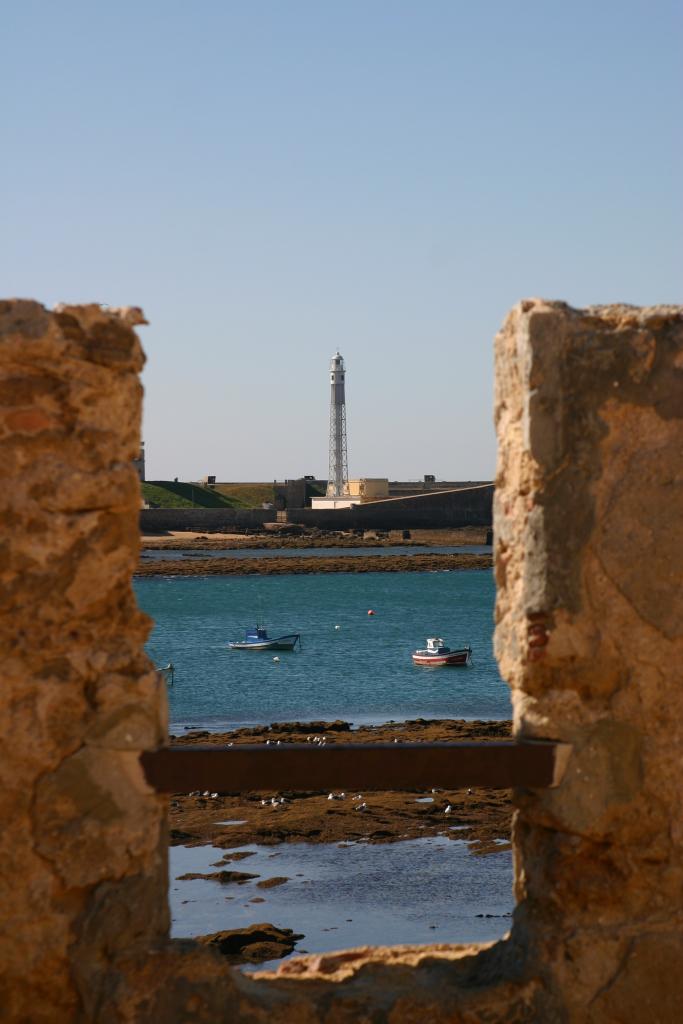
[{"left": 412, "top": 637, "right": 472, "bottom": 667}]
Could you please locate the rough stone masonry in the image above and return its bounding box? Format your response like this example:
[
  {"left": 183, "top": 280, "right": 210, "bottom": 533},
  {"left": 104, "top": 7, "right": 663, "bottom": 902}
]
[{"left": 0, "top": 299, "right": 681, "bottom": 1022}]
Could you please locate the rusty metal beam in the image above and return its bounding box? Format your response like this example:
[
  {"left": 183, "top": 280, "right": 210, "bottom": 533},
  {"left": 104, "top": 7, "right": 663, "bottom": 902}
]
[{"left": 140, "top": 741, "right": 569, "bottom": 794}]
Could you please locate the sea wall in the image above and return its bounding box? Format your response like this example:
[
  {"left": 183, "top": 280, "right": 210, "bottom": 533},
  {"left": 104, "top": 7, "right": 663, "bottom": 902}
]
[
  {"left": 140, "top": 483, "right": 494, "bottom": 533},
  {"left": 273, "top": 478, "right": 492, "bottom": 509},
  {"left": 2, "top": 298, "right": 682, "bottom": 1022},
  {"left": 290, "top": 484, "right": 493, "bottom": 530},
  {"left": 140, "top": 506, "right": 276, "bottom": 532}
]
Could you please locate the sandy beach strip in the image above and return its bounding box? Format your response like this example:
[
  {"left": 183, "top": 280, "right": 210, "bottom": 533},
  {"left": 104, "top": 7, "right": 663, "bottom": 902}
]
[{"left": 141, "top": 526, "right": 490, "bottom": 550}]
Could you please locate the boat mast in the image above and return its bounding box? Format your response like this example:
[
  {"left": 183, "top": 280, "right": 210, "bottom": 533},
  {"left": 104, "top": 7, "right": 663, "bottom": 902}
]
[{"left": 326, "top": 351, "right": 349, "bottom": 497}]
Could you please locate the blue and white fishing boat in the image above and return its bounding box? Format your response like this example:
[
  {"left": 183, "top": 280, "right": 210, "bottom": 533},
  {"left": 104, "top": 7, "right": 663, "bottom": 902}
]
[{"left": 228, "top": 625, "right": 301, "bottom": 651}]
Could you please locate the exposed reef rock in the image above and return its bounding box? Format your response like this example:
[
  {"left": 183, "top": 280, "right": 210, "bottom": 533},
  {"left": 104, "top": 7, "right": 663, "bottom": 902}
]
[
  {"left": 136, "top": 552, "right": 492, "bottom": 576},
  {"left": 196, "top": 923, "right": 304, "bottom": 964}
]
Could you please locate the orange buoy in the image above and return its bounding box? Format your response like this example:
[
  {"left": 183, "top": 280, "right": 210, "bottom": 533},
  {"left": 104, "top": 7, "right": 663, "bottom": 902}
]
[{"left": 367, "top": 609, "right": 375, "bottom": 616}]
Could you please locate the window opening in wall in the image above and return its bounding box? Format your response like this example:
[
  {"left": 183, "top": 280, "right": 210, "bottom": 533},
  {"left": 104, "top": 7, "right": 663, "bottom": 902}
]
[{"left": 137, "top": 530, "right": 526, "bottom": 971}]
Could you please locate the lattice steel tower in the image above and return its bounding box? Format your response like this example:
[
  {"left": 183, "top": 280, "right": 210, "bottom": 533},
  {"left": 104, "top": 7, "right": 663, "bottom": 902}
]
[{"left": 327, "top": 351, "right": 349, "bottom": 496}]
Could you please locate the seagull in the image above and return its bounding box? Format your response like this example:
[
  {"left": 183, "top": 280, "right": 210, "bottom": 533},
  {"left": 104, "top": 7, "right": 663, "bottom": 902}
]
[
  {"left": 211, "top": 793, "right": 219, "bottom": 799},
  {"left": 444, "top": 805, "right": 452, "bottom": 815},
  {"left": 467, "top": 788, "right": 473, "bottom": 795}
]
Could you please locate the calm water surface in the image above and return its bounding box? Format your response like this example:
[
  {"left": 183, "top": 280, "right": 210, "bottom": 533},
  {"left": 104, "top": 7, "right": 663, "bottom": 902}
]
[
  {"left": 170, "top": 838, "right": 513, "bottom": 967},
  {"left": 138, "top": 567, "right": 514, "bottom": 952},
  {"left": 135, "top": 568, "right": 510, "bottom": 732}
]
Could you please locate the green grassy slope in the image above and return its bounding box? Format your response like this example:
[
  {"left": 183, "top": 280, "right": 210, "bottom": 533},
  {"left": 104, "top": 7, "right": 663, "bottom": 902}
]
[
  {"left": 212, "top": 483, "right": 275, "bottom": 507},
  {"left": 142, "top": 481, "right": 246, "bottom": 509}
]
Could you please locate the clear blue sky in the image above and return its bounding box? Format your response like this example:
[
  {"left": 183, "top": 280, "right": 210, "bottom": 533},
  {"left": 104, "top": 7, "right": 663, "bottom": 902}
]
[{"left": 3, "top": 1, "right": 681, "bottom": 481}]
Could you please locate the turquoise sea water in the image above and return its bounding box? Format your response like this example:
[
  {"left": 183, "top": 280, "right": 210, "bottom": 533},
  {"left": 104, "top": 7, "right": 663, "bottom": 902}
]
[
  {"left": 139, "top": 564, "right": 515, "bottom": 953},
  {"left": 135, "top": 567, "right": 511, "bottom": 731}
]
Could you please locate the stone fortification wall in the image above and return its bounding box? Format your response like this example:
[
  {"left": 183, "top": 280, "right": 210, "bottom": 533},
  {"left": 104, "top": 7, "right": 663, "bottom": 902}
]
[
  {"left": 290, "top": 483, "right": 493, "bottom": 529},
  {"left": 273, "top": 479, "right": 493, "bottom": 509},
  {"left": 387, "top": 478, "right": 491, "bottom": 496},
  {"left": 140, "top": 506, "right": 276, "bottom": 533},
  {"left": 139, "top": 484, "right": 493, "bottom": 532},
  {"left": 2, "top": 298, "right": 682, "bottom": 1022}
]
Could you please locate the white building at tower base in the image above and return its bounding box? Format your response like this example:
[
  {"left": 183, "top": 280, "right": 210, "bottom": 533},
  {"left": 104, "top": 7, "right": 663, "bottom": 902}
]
[{"left": 311, "top": 478, "right": 389, "bottom": 510}]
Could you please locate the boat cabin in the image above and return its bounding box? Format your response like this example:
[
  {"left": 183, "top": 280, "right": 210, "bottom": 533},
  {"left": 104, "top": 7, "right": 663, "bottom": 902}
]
[
  {"left": 426, "top": 637, "right": 449, "bottom": 654},
  {"left": 246, "top": 627, "right": 268, "bottom": 641}
]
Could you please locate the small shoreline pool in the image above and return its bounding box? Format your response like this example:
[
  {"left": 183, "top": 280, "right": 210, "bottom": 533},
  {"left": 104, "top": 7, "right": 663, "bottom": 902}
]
[{"left": 170, "top": 837, "right": 514, "bottom": 970}]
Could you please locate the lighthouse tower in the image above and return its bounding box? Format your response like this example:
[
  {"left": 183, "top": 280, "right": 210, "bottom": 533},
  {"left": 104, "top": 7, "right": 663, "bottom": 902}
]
[{"left": 326, "top": 352, "right": 349, "bottom": 497}]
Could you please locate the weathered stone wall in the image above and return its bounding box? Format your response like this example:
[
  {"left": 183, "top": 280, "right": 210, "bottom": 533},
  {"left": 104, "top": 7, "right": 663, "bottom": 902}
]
[
  {"left": 0, "top": 302, "right": 170, "bottom": 1020},
  {"left": 3, "top": 299, "right": 681, "bottom": 1022},
  {"left": 493, "top": 300, "right": 683, "bottom": 1019}
]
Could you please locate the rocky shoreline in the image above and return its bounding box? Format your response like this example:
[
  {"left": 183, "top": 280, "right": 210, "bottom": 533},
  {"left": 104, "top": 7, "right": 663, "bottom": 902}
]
[
  {"left": 137, "top": 551, "right": 492, "bottom": 576},
  {"left": 171, "top": 719, "right": 512, "bottom": 964},
  {"left": 170, "top": 718, "right": 511, "bottom": 850},
  {"left": 195, "top": 924, "right": 304, "bottom": 966},
  {"left": 137, "top": 526, "right": 492, "bottom": 576}
]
